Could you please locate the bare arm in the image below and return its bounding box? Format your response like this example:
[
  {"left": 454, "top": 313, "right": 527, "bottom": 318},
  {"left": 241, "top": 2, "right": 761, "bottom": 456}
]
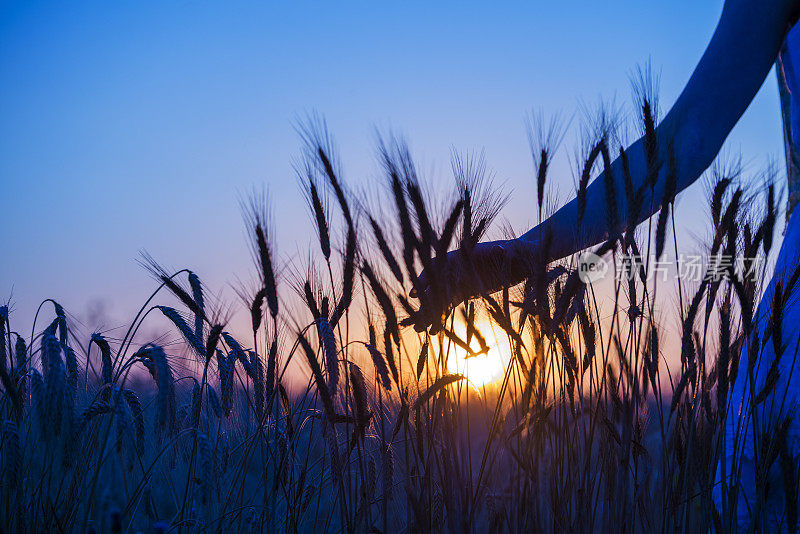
[
  {"left": 520, "top": 0, "right": 799, "bottom": 261},
  {"left": 412, "top": 0, "right": 799, "bottom": 331}
]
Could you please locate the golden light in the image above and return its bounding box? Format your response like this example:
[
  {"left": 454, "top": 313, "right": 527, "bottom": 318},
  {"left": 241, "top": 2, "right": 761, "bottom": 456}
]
[{"left": 440, "top": 320, "right": 513, "bottom": 387}]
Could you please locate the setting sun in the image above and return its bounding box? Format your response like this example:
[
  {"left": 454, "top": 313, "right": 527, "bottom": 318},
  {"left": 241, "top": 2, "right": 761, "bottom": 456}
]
[{"left": 440, "top": 320, "right": 513, "bottom": 387}]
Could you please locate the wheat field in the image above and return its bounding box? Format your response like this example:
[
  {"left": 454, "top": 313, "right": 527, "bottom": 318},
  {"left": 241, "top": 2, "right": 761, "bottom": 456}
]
[{"left": 0, "top": 95, "right": 796, "bottom": 533}]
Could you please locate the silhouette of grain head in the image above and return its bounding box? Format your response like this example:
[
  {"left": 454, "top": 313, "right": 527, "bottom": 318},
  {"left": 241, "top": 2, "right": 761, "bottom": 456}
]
[{"left": 241, "top": 188, "right": 279, "bottom": 319}]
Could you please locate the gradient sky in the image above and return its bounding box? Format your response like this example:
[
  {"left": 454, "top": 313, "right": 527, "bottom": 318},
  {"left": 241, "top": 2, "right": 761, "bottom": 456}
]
[{"left": 0, "top": 1, "right": 785, "bottom": 337}]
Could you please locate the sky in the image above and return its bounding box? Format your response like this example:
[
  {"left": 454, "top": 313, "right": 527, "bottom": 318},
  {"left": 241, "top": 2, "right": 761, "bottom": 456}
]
[{"left": 0, "top": 1, "right": 785, "bottom": 339}]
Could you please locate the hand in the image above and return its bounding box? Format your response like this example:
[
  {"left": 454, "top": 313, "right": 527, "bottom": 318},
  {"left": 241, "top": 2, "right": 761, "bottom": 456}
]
[{"left": 408, "top": 238, "right": 531, "bottom": 333}]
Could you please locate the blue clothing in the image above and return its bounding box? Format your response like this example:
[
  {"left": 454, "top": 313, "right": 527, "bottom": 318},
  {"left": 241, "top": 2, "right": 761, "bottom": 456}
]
[
  {"left": 719, "top": 20, "right": 800, "bottom": 531},
  {"left": 778, "top": 22, "right": 800, "bottom": 220}
]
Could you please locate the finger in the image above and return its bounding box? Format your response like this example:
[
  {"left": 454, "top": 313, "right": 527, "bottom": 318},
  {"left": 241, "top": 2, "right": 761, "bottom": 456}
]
[
  {"left": 428, "top": 320, "right": 443, "bottom": 335},
  {"left": 414, "top": 308, "right": 442, "bottom": 334},
  {"left": 410, "top": 270, "right": 428, "bottom": 299},
  {"left": 412, "top": 289, "right": 439, "bottom": 332},
  {"left": 423, "top": 304, "right": 447, "bottom": 335},
  {"left": 412, "top": 305, "right": 430, "bottom": 331}
]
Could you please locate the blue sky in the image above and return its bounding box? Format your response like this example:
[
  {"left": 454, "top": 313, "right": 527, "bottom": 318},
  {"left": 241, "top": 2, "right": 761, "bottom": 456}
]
[{"left": 0, "top": 1, "right": 784, "bottom": 334}]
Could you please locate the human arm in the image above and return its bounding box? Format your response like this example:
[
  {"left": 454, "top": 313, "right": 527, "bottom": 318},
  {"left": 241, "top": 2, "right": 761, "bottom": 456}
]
[
  {"left": 413, "top": 0, "right": 800, "bottom": 331},
  {"left": 520, "top": 0, "right": 799, "bottom": 260}
]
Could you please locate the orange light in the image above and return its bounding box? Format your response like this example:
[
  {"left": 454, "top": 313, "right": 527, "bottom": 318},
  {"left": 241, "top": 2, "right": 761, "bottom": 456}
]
[{"left": 441, "top": 320, "right": 511, "bottom": 387}]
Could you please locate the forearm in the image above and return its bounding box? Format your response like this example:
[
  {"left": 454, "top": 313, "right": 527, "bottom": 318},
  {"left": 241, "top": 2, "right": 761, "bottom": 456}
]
[{"left": 520, "top": 0, "right": 798, "bottom": 262}]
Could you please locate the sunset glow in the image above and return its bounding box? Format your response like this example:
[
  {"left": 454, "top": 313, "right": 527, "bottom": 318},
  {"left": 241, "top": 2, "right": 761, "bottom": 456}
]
[{"left": 442, "top": 320, "right": 512, "bottom": 387}]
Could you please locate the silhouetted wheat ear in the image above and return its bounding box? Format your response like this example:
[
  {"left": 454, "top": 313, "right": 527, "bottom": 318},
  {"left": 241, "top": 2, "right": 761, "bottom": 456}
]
[
  {"left": 320, "top": 296, "right": 329, "bottom": 319},
  {"left": 249, "top": 350, "right": 264, "bottom": 419},
  {"left": 0, "top": 309, "right": 22, "bottom": 420},
  {"left": 436, "top": 200, "right": 463, "bottom": 259},
  {"left": 537, "top": 148, "right": 548, "bottom": 212},
  {"left": 188, "top": 271, "right": 204, "bottom": 338},
  {"left": 136, "top": 344, "right": 175, "bottom": 435},
  {"left": 13, "top": 334, "right": 27, "bottom": 409},
  {"left": 600, "top": 140, "right": 619, "bottom": 234},
  {"left": 205, "top": 384, "right": 223, "bottom": 418},
  {"left": 303, "top": 280, "right": 321, "bottom": 320},
  {"left": 243, "top": 192, "right": 279, "bottom": 319},
  {"left": 655, "top": 141, "right": 678, "bottom": 260},
  {"left": 764, "top": 182, "right": 776, "bottom": 255},
  {"left": 278, "top": 383, "right": 294, "bottom": 438},
  {"left": 327, "top": 427, "right": 342, "bottom": 484},
  {"left": 157, "top": 306, "right": 204, "bottom": 357},
  {"left": 42, "top": 334, "right": 67, "bottom": 438},
  {"left": 383, "top": 144, "right": 419, "bottom": 282},
  {"left": 256, "top": 223, "right": 279, "bottom": 318},
  {"left": 363, "top": 338, "right": 391, "bottom": 392},
  {"left": 315, "top": 318, "right": 338, "bottom": 397},
  {"left": 142, "top": 257, "right": 206, "bottom": 321},
  {"left": 13, "top": 333, "right": 25, "bottom": 369},
  {"left": 578, "top": 141, "right": 603, "bottom": 227},
  {"left": 308, "top": 178, "right": 331, "bottom": 259},
  {"left": 52, "top": 301, "right": 67, "bottom": 345},
  {"left": 114, "top": 389, "right": 136, "bottom": 470},
  {"left": 298, "top": 332, "right": 335, "bottom": 420},
  {"left": 382, "top": 328, "right": 399, "bottom": 385},
  {"left": 63, "top": 344, "right": 78, "bottom": 397},
  {"left": 75, "top": 398, "right": 113, "bottom": 434},
  {"left": 710, "top": 177, "right": 731, "bottom": 229},
  {"left": 348, "top": 362, "right": 369, "bottom": 439},
  {"left": 265, "top": 339, "right": 277, "bottom": 411},
  {"left": 413, "top": 374, "right": 464, "bottom": 411},
  {"left": 461, "top": 186, "right": 472, "bottom": 247},
  {"left": 215, "top": 348, "right": 233, "bottom": 416},
  {"left": 711, "top": 190, "right": 741, "bottom": 258},
  {"left": 121, "top": 388, "right": 145, "bottom": 456},
  {"left": 29, "top": 368, "right": 45, "bottom": 436},
  {"left": 331, "top": 226, "right": 357, "bottom": 327},
  {"left": 90, "top": 333, "right": 113, "bottom": 388},
  {"left": 366, "top": 455, "right": 377, "bottom": 496},
  {"left": 316, "top": 145, "right": 353, "bottom": 227},
  {"left": 370, "top": 216, "right": 404, "bottom": 284},
  {"left": 416, "top": 339, "right": 429, "bottom": 379},
  {"left": 205, "top": 323, "right": 223, "bottom": 362},
  {"left": 578, "top": 307, "right": 596, "bottom": 373},
  {"left": 642, "top": 97, "right": 660, "bottom": 189},
  {"left": 362, "top": 262, "right": 399, "bottom": 344}
]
